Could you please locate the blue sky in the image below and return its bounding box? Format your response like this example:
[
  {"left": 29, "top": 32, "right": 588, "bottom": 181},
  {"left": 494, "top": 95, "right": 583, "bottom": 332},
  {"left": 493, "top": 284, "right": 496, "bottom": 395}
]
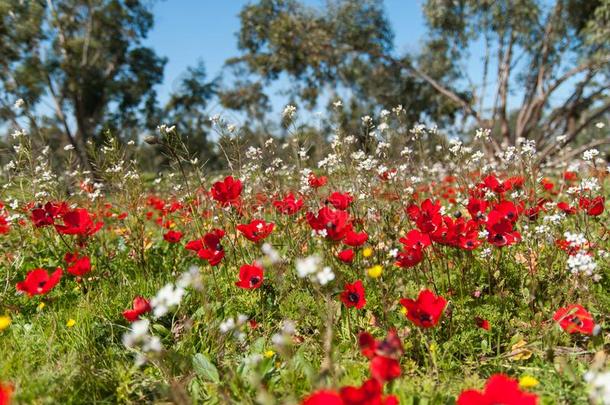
[{"left": 146, "top": 0, "right": 430, "bottom": 113}]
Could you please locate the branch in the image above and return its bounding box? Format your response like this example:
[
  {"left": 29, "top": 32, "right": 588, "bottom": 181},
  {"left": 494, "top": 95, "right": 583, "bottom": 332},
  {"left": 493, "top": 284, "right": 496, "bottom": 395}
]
[
  {"left": 405, "top": 63, "right": 482, "bottom": 124},
  {"left": 545, "top": 138, "right": 610, "bottom": 166},
  {"left": 538, "top": 99, "right": 610, "bottom": 161}
]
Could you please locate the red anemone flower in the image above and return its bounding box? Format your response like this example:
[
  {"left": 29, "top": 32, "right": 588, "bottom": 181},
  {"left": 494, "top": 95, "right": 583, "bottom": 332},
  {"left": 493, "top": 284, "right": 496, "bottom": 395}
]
[
  {"left": 337, "top": 249, "right": 355, "bottom": 263},
  {"left": 306, "top": 207, "right": 352, "bottom": 241},
  {"left": 163, "top": 230, "right": 183, "bottom": 243},
  {"left": 475, "top": 317, "right": 490, "bottom": 331},
  {"left": 327, "top": 192, "right": 353, "bottom": 210},
  {"left": 55, "top": 208, "right": 103, "bottom": 236},
  {"left": 185, "top": 229, "right": 225, "bottom": 266},
  {"left": 340, "top": 378, "right": 398, "bottom": 405},
  {"left": 0, "top": 216, "right": 10, "bottom": 235},
  {"left": 273, "top": 193, "right": 304, "bottom": 215},
  {"left": 395, "top": 245, "right": 424, "bottom": 268},
  {"left": 210, "top": 176, "right": 242, "bottom": 205},
  {"left": 308, "top": 173, "right": 327, "bottom": 188},
  {"left": 0, "top": 382, "right": 12, "bottom": 405},
  {"left": 30, "top": 201, "right": 69, "bottom": 227},
  {"left": 579, "top": 196, "right": 605, "bottom": 216},
  {"left": 16, "top": 268, "right": 63, "bottom": 296},
  {"left": 399, "top": 289, "right": 446, "bottom": 328},
  {"left": 343, "top": 230, "right": 368, "bottom": 247},
  {"left": 235, "top": 262, "right": 264, "bottom": 290},
  {"left": 340, "top": 280, "right": 366, "bottom": 309},
  {"left": 122, "top": 296, "right": 152, "bottom": 322},
  {"left": 237, "top": 219, "right": 274, "bottom": 243},
  {"left": 301, "top": 390, "right": 342, "bottom": 405},
  {"left": 457, "top": 374, "right": 538, "bottom": 405},
  {"left": 66, "top": 255, "right": 92, "bottom": 277},
  {"left": 370, "top": 355, "right": 401, "bottom": 382},
  {"left": 553, "top": 304, "right": 596, "bottom": 335}
]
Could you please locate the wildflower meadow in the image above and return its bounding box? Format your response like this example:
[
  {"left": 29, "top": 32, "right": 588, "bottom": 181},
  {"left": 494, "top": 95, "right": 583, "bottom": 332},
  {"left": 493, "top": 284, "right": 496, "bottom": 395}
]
[
  {"left": 1, "top": 0, "right": 610, "bottom": 404},
  {"left": 0, "top": 108, "right": 608, "bottom": 404}
]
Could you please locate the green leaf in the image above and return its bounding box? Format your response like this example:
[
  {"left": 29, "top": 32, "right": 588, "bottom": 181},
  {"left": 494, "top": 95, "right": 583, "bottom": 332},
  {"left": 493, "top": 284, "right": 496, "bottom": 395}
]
[{"left": 193, "top": 353, "right": 220, "bottom": 383}]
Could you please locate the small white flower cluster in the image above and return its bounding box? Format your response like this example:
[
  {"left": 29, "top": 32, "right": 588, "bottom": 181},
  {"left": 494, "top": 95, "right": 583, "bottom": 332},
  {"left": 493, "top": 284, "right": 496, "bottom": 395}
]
[
  {"left": 219, "top": 314, "right": 249, "bottom": 341},
  {"left": 567, "top": 252, "right": 599, "bottom": 281},
  {"left": 584, "top": 370, "right": 610, "bottom": 404},
  {"left": 583, "top": 149, "right": 599, "bottom": 161},
  {"left": 564, "top": 231, "right": 587, "bottom": 248},
  {"left": 157, "top": 124, "right": 176, "bottom": 134},
  {"left": 149, "top": 267, "right": 201, "bottom": 318},
  {"left": 245, "top": 146, "right": 262, "bottom": 160},
  {"left": 475, "top": 128, "right": 491, "bottom": 140},
  {"left": 122, "top": 319, "right": 162, "bottom": 366},
  {"left": 295, "top": 255, "right": 335, "bottom": 285},
  {"left": 282, "top": 105, "right": 297, "bottom": 120},
  {"left": 271, "top": 320, "right": 296, "bottom": 348}
]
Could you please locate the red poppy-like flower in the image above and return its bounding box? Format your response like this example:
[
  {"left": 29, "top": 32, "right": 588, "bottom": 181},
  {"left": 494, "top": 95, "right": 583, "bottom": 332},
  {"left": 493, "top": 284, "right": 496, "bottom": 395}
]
[
  {"left": 579, "top": 196, "right": 605, "bottom": 216},
  {"left": 340, "top": 378, "right": 398, "bottom": 405},
  {"left": 16, "top": 268, "right": 63, "bottom": 296},
  {"left": 122, "top": 296, "right": 152, "bottom": 322},
  {"left": 357, "top": 329, "right": 403, "bottom": 383},
  {"left": 358, "top": 329, "right": 403, "bottom": 360},
  {"left": 340, "top": 280, "right": 366, "bottom": 309},
  {"left": 0, "top": 382, "right": 12, "bottom": 405},
  {"left": 185, "top": 229, "right": 225, "bottom": 266},
  {"left": 237, "top": 219, "right": 274, "bottom": 243},
  {"left": 210, "top": 176, "right": 242, "bottom": 205},
  {"left": 553, "top": 304, "right": 596, "bottom": 335},
  {"left": 406, "top": 199, "right": 443, "bottom": 235},
  {"left": 307, "top": 207, "right": 352, "bottom": 241},
  {"left": 327, "top": 192, "right": 353, "bottom": 210},
  {"left": 337, "top": 249, "right": 355, "bottom": 263},
  {"left": 0, "top": 216, "right": 10, "bottom": 235},
  {"left": 163, "top": 230, "right": 183, "bottom": 243},
  {"left": 467, "top": 198, "right": 488, "bottom": 221},
  {"left": 66, "top": 255, "right": 92, "bottom": 277},
  {"left": 457, "top": 374, "right": 538, "bottom": 405},
  {"left": 55, "top": 208, "right": 103, "bottom": 236},
  {"left": 308, "top": 173, "right": 327, "bottom": 188},
  {"left": 485, "top": 206, "right": 521, "bottom": 247},
  {"left": 370, "top": 355, "right": 401, "bottom": 382},
  {"left": 399, "top": 229, "right": 431, "bottom": 249},
  {"left": 343, "top": 230, "right": 368, "bottom": 247},
  {"left": 557, "top": 202, "right": 577, "bottom": 215},
  {"left": 301, "top": 390, "right": 342, "bottom": 405},
  {"left": 273, "top": 193, "right": 304, "bottom": 215},
  {"left": 395, "top": 245, "right": 424, "bottom": 268},
  {"left": 399, "top": 289, "right": 446, "bottom": 328},
  {"left": 475, "top": 317, "right": 490, "bottom": 331},
  {"left": 30, "top": 201, "right": 69, "bottom": 228},
  {"left": 235, "top": 262, "right": 264, "bottom": 290}
]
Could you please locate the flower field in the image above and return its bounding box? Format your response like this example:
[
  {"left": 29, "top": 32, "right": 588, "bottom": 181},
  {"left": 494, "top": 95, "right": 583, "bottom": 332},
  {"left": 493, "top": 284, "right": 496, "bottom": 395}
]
[{"left": 0, "top": 117, "right": 609, "bottom": 404}]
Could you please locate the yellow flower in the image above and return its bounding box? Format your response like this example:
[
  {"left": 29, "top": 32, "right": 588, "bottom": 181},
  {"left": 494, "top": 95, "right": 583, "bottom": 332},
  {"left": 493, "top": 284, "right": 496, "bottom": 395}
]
[
  {"left": 362, "top": 247, "right": 373, "bottom": 258},
  {"left": 519, "top": 375, "right": 539, "bottom": 388},
  {"left": 66, "top": 319, "right": 76, "bottom": 328},
  {"left": 400, "top": 306, "right": 408, "bottom": 315},
  {"left": 264, "top": 350, "right": 275, "bottom": 358},
  {"left": 429, "top": 342, "right": 437, "bottom": 353},
  {"left": 37, "top": 302, "right": 45, "bottom": 311},
  {"left": 0, "top": 315, "right": 11, "bottom": 331},
  {"left": 367, "top": 265, "right": 383, "bottom": 278}
]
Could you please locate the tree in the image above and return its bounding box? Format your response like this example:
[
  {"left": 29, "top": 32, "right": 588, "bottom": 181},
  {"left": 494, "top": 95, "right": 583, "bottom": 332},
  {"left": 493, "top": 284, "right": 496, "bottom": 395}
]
[
  {"left": 0, "top": 0, "right": 166, "bottom": 169},
  {"left": 414, "top": 0, "right": 609, "bottom": 160},
  {"left": 226, "top": 0, "right": 609, "bottom": 162},
  {"left": 222, "top": 0, "right": 461, "bottom": 136}
]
